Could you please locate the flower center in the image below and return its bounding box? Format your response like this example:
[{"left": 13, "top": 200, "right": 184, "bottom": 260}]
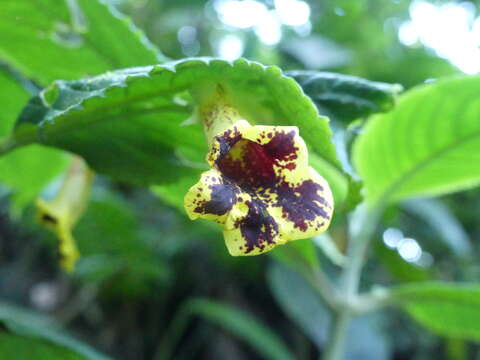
[{"left": 216, "top": 130, "right": 298, "bottom": 189}]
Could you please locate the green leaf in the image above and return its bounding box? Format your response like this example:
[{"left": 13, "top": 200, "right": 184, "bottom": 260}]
[
  {"left": 391, "top": 282, "right": 480, "bottom": 341},
  {"left": 446, "top": 338, "right": 468, "bottom": 360},
  {"left": 0, "top": 69, "right": 68, "bottom": 213},
  {"left": 0, "top": 146, "right": 69, "bottom": 213},
  {"left": 309, "top": 152, "right": 358, "bottom": 212},
  {"left": 159, "top": 298, "right": 295, "bottom": 360},
  {"left": 0, "top": 68, "right": 30, "bottom": 137},
  {"left": 287, "top": 70, "right": 402, "bottom": 122},
  {"left": 73, "top": 190, "right": 170, "bottom": 296},
  {"left": 353, "top": 76, "right": 480, "bottom": 205},
  {"left": 270, "top": 238, "right": 320, "bottom": 271},
  {"left": 0, "top": 0, "right": 165, "bottom": 85},
  {"left": 267, "top": 262, "right": 329, "bottom": 348},
  {"left": 188, "top": 299, "right": 295, "bottom": 360},
  {"left": 0, "top": 333, "right": 84, "bottom": 360},
  {"left": 0, "top": 302, "right": 110, "bottom": 360},
  {"left": 152, "top": 170, "right": 203, "bottom": 210},
  {"left": 9, "top": 58, "right": 346, "bottom": 198}
]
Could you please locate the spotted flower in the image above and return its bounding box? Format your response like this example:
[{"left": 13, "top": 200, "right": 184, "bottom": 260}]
[{"left": 184, "top": 119, "right": 334, "bottom": 256}]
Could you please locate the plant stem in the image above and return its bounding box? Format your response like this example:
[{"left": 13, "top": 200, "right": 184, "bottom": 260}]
[
  {"left": 323, "top": 206, "right": 383, "bottom": 360},
  {"left": 323, "top": 312, "right": 351, "bottom": 360},
  {"left": 305, "top": 265, "right": 342, "bottom": 312}
]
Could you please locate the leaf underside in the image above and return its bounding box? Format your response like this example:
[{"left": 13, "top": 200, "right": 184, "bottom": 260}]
[
  {"left": 287, "top": 70, "right": 402, "bottom": 122},
  {"left": 392, "top": 282, "right": 480, "bottom": 341},
  {"left": 354, "top": 76, "right": 480, "bottom": 204},
  {"left": 13, "top": 58, "right": 348, "bottom": 204}
]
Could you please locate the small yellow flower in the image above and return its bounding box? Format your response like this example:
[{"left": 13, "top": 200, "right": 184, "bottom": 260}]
[
  {"left": 37, "top": 157, "right": 94, "bottom": 271},
  {"left": 184, "top": 119, "right": 334, "bottom": 256}
]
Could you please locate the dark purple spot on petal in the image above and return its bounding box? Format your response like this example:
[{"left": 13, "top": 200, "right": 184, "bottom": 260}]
[
  {"left": 216, "top": 127, "right": 242, "bottom": 158},
  {"left": 217, "top": 131, "right": 298, "bottom": 189},
  {"left": 276, "top": 180, "right": 331, "bottom": 231},
  {"left": 237, "top": 199, "right": 279, "bottom": 253},
  {"left": 195, "top": 177, "right": 239, "bottom": 216},
  {"left": 263, "top": 130, "right": 297, "bottom": 162},
  {"left": 218, "top": 140, "right": 276, "bottom": 188}
]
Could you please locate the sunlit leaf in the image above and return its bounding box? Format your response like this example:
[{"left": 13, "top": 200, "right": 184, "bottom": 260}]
[
  {"left": 392, "top": 282, "right": 480, "bottom": 341},
  {"left": 354, "top": 76, "right": 480, "bottom": 204},
  {"left": 0, "top": 0, "right": 165, "bottom": 85},
  {"left": 0, "top": 68, "right": 29, "bottom": 137}
]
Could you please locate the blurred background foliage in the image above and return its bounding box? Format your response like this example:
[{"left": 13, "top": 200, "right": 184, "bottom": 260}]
[{"left": 1, "top": 0, "right": 480, "bottom": 359}]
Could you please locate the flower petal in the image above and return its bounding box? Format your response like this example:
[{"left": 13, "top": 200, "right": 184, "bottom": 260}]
[
  {"left": 242, "top": 124, "right": 308, "bottom": 171},
  {"left": 223, "top": 198, "right": 283, "bottom": 256},
  {"left": 208, "top": 121, "right": 310, "bottom": 189},
  {"left": 185, "top": 119, "right": 334, "bottom": 257},
  {"left": 37, "top": 198, "right": 80, "bottom": 272},
  {"left": 184, "top": 168, "right": 249, "bottom": 225},
  {"left": 273, "top": 166, "right": 334, "bottom": 241},
  {"left": 36, "top": 157, "right": 93, "bottom": 272},
  {"left": 207, "top": 120, "right": 250, "bottom": 167},
  {"left": 222, "top": 167, "right": 333, "bottom": 256}
]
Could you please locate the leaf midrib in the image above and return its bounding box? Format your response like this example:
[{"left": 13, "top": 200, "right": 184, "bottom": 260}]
[
  {"left": 42, "top": 104, "right": 195, "bottom": 146},
  {"left": 379, "top": 129, "right": 480, "bottom": 203}
]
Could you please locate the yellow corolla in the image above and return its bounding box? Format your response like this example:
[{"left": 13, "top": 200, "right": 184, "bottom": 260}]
[
  {"left": 37, "top": 157, "right": 94, "bottom": 272},
  {"left": 184, "top": 119, "right": 334, "bottom": 256}
]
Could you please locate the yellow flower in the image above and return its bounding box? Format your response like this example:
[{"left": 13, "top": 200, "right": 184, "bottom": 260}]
[
  {"left": 184, "top": 119, "right": 334, "bottom": 256},
  {"left": 37, "top": 157, "right": 94, "bottom": 272}
]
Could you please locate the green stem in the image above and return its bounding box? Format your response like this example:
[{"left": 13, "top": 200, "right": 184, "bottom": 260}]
[
  {"left": 306, "top": 266, "right": 342, "bottom": 312},
  {"left": 286, "top": 245, "right": 341, "bottom": 312},
  {"left": 342, "top": 209, "right": 380, "bottom": 296},
  {"left": 323, "top": 312, "right": 351, "bottom": 360},
  {"left": 323, "top": 206, "right": 383, "bottom": 360}
]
